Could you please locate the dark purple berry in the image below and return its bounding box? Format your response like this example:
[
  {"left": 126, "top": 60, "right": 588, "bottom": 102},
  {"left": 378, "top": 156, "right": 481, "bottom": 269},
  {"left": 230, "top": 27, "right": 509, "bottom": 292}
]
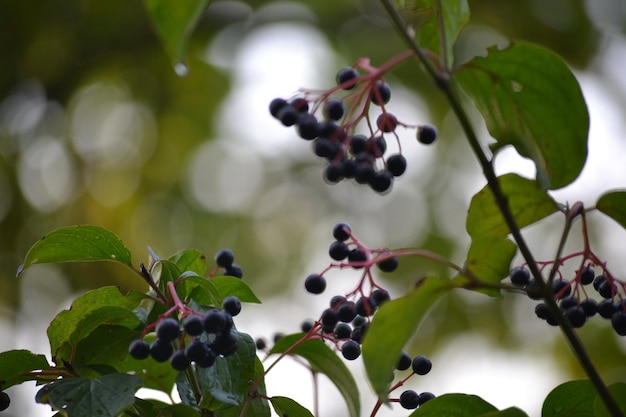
[
  {"left": 321, "top": 308, "right": 339, "bottom": 327},
  {"left": 269, "top": 98, "right": 288, "bottom": 118},
  {"left": 213, "top": 332, "right": 238, "bottom": 356},
  {"left": 305, "top": 274, "right": 327, "bottom": 294},
  {"left": 150, "top": 339, "right": 174, "bottom": 362},
  {"left": 334, "top": 323, "right": 352, "bottom": 339},
  {"left": 397, "top": 351, "right": 412, "bottom": 371},
  {"left": 301, "top": 320, "right": 314, "bottom": 333},
  {"left": 368, "top": 136, "right": 387, "bottom": 156},
  {"left": 559, "top": 296, "right": 578, "bottom": 310},
  {"left": 203, "top": 309, "right": 229, "bottom": 333},
  {"left": 417, "top": 124, "right": 437, "bottom": 144},
  {"left": 377, "top": 256, "right": 399, "bottom": 272},
  {"left": 377, "top": 113, "right": 398, "bottom": 132},
  {"left": 350, "top": 323, "right": 369, "bottom": 343},
  {"left": 341, "top": 339, "right": 361, "bottom": 360},
  {"left": 611, "top": 311, "right": 626, "bottom": 336},
  {"left": 399, "top": 390, "right": 420, "bottom": 409},
  {"left": 324, "top": 98, "right": 345, "bottom": 121},
  {"left": 593, "top": 275, "right": 608, "bottom": 291},
  {"left": 419, "top": 392, "right": 436, "bottom": 405},
  {"left": 552, "top": 279, "right": 571, "bottom": 299},
  {"left": 290, "top": 97, "right": 309, "bottom": 113},
  {"left": 156, "top": 318, "right": 180, "bottom": 342},
  {"left": 386, "top": 154, "right": 407, "bottom": 177},
  {"left": 579, "top": 266, "right": 595, "bottom": 285},
  {"left": 597, "top": 280, "right": 616, "bottom": 299},
  {"left": 349, "top": 135, "right": 368, "bottom": 154},
  {"left": 564, "top": 306, "right": 586, "bottom": 328},
  {"left": 510, "top": 267, "right": 530, "bottom": 287},
  {"left": 348, "top": 248, "right": 368, "bottom": 268},
  {"left": 0, "top": 392, "right": 9, "bottom": 411},
  {"left": 197, "top": 348, "right": 216, "bottom": 368},
  {"left": 215, "top": 248, "right": 234, "bottom": 268},
  {"left": 222, "top": 295, "right": 242, "bottom": 316},
  {"left": 411, "top": 355, "right": 432, "bottom": 375},
  {"left": 534, "top": 303, "right": 553, "bottom": 321},
  {"left": 330, "top": 295, "right": 347, "bottom": 309},
  {"left": 580, "top": 299, "right": 597, "bottom": 317},
  {"left": 171, "top": 349, "right": 191, "bottom": 371},
  {"left": 338, "top": 301, "right": 357, "bottom": 323},
  {"left": 370, "top": 81, "right": 391, "bottom": 105},
  {"left": 277, "top": 105, "right": 298, "bottom": 126},
  {"left": 324, "top": 163, "right": 344, "bottom": 183},
  {"left": 255, "top": 338, "right": 267, "bottom": 350},
  {"left": 186, "top": 339, "right": 210, "bottom": 362},
  {"left": 183, "top": 315, "right": 204, "bottom": 337},
  {"left": 129, "top": 339, "right": 150, "bottom": 360},
  {"left": 297, "top": 114, "right": 319, "bottom": 140},
  {"left": 370, "top": 171, "right": 394, "bottom": 193},
  {"left": 224, "top": 263, "right": 243, "bottom": 278},
  {"left": 329, "top": 240, "right": 350, "bottom": 261},
  {"left": 356, "top": 296, "right": 376, "bottom": 317},
  {"left": 598, "top": 300, "right": 616, "bottom": 318},
  {"left": 336, "top": 67, "right": 359, "bottom": 90},
  {"left": 371, "top": 289, "right": 391, "bottom": 306}
]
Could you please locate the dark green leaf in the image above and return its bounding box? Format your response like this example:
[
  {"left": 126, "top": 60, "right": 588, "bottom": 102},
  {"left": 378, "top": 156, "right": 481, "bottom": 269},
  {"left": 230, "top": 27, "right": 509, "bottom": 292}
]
[
  {"left": 414, "top": 0, "right": 470, "bottom": 68},
  {"left": 143, "top": 0, "right": 210, "bottom": 70},
  {"left": 455, "top": 42, "right": 589, "bottom": 189},
  {"left": 151, "top": 259, "right": 184, "bottom": 293},
  {"left": 270, "top": 396, "right": 314, "bottom": 417},
  {"left": 0, "top": 350, "right": 51, "bottom": 389},
  {"left": 593, "top": 382, "right": 626, "bottom": 417},
  {"left": 47, "top": 287, "right": 148, "bottom": 360},
  {"left": 18, "top": 225, "right": 132, "bottom": 275},
  {"left": 168, "top": 249, "right": 208, "bottom": 276},
  {"left": 478, "top": 408, "right": 529, "bottom": 417},
  {"left": 36, "top": 373, "right": 142, "bottom": 417},
  {"left": 466, "top": 174, "right": 558, "bottom": 238},
  {"left": 133, "top": 399, "right": 202, "bottom": 417},
  {"left": 269, "top": 333, "right": 360, "bottom": 417},
  {"left": 362, "top": 276, "right": 451, "bottom": 401},
  {"left": 216, "top": 358, "right": 271, "bottom": 417},
  {"left": 541, "top": 380, "right": 595, "bottom": 417},
  {"left": 409, "top": 394, "right": 497, "bottom": 416},
  {"left": 455, "top": 236, "right": 516, "bottom": 297},
  {"left": 596, "top": 191, "right": 626, "bottom": 230},
  {"left": 183, "top": 276, "right": 261, "bottom": 306}
]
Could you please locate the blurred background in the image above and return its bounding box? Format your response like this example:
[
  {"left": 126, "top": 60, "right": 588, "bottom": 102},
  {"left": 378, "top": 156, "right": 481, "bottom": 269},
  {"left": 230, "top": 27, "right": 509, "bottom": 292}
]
[{"left": 1, "top": 0, "right": 626, "bottom": 416}]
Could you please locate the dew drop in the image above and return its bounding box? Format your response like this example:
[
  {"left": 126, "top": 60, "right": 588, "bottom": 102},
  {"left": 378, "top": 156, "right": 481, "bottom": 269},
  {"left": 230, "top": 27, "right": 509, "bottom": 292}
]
[
  {"left": 174, "top": 62, "right": 189, "bottom": 77},
  {"left": 110, "top": 254, "right": 116, "bottom": 259}
]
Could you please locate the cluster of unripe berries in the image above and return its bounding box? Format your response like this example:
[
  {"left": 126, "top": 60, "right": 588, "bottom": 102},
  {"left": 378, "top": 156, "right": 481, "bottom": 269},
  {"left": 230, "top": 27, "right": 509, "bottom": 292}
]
[
  {"left": 510, "top": 265, "right": 626, "bottom": 336},
  {"left": 269, "top": 64, "right": 437, "bottom": 193}
]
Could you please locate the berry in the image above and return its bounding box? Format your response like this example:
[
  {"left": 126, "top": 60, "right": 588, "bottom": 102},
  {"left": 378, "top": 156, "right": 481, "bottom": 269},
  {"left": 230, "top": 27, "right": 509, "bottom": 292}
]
[
  {"left": 377, "top": 113, "right": 398, "bottom": 132},
  {"left": 564, "top": 306, "right": 586, "bottom": 328},
  {"left": 356, "top": 296, "right": 376, "bottom": 317},
  {"left": 349, "top": 135, "right": 368, "bottom": 154},
  {"left": 338, "top": 301, "right": 357, "bottom": 322},
  {"left": 350, "top": 322, "right": 369, "bottom": 343},
  {"left": 212, "top": 332, "right": 238, "bottom": 356},
  {"left": 171, "top": 349, "right": 191, "bottom": 371},
  {"left": 301, "top": 320, "right": 314, "bottom": 332},
  {"left": 510, "top": 267, "right": 530, "bottom": 287},
  {"left": 597, "top": 300, "right": 616, "bottom": 319},
  {"left": 255, "top": 338, "right": 267, "bottom": 350},
  {"left": 290, "top": 97, "right": 309, "bottom": 113},
  {"left": 156, "top": 318, "right": 180, "bottom": 342},
  {"left": 204, "top": 309, "right": 229, "bottom": 333},
  {"left": 368, "top": 136, "right": 387, "bottom": 156},
  {"left": 277, "top": 105, "right": 298, "bottom": 126},
  {"left": 329, "top": 240, "right": 350, "bottom": 261},
  {"left": 330, "top": 295, "right": 347, "bottom": 309},
  {"left": 224, "top": 263, "right": 243, "bottom": 278},
  {"left": 371, "top": 289, "right": 391, "bottom": 306},
  {"left": 580, "top": 299, "right": 597, "bottom": 317},
  {"left": 341, "top": 340, "right": 361, "bottom": 360},
  {"left": 336, "top": 67, "right": 359, "bottom": 90},
  {"left": 183, "top": 315, "right": 204, "bottom": 337},
  {"left": 397, "top": 351, "right": 412, "bottom": 371},
  {"left": 305, "top": 274, "right": 327, "bottom": 294},
  {"left": 411, "top": 355, "right": 432, "bottom": 375},
  {"left": 150, "top": 339, "right": 174, "bottom": 362},
  {"left": 399, "top": 390, "right": 420, "bottom": 409},
  {"left": 377, "top": 256, "right": 399, "bottom": 272},
  {"left": 197, "top": 348, "right": 217, "bottom": 368},
  {"left": 534, "top": 303, "right": 553, "bottom": 321},
  {"left": 370, "top": 171, "right": 393, "bottom": 193},
  {"left": 593, "top": 275, "right": 608, "bottom": 291},
  {"left": 579, "top": 266, "right": 595, "bottom": 285},
  {"left": 348, "top": 248, "right": 368, "bottom": 267},
  {"left": 334, "top": 323, "right": 352, "bottom": 339},
  {"left": 417, "top": 124, "right": 437, "bottom": 144},
  {"left": 419, "top": 392, "right": 436, "bottom": 405},
  {"left": 297, "top": 114, "right": 320, "bottom": 140},
  {"left": 552, "top": 279, "right": 571, "bottom": 299},
  {"left": 370, "top": 81, "right": 391, "bottom": 105},
  {"left": 386, "top": 154, "right": 407, "bottom": 177},
  {"left": 186, "top": 339, "right": 210, "bottom": 362},
  {"left": 597, "top": 280, "right": 616, "bottom": 299},
  {"left": 129, "top": 339, "right": 150, "bottom": 360},
  {"left": 325, "top": 98, "right": 345, "bottom": 121},
  {"left": 273, "top": 332, "right": 285, "bottom": 343},
  {"left": 611, "top": 311, "right": 626, "bottom": 336},
  {"left": 269, "top": 98, "right": 288, "bottom": 118},
  {"left": 215, "top": 248, "right": 235, "bottom": 268},
  {"left": 0, "top": 392, "right": 9, "bottom": 411},
  {"left": 559, "top": 296, "right": 578, "bottom": 310},
  {"left": 321, "top": 309, "right": 339, "bottom": 327},
  {"left": 222, "top": 295, "right": 242, "bottom": 316},
  {"left": 314, "top": 138, "right": 340, "bottom": 159}
]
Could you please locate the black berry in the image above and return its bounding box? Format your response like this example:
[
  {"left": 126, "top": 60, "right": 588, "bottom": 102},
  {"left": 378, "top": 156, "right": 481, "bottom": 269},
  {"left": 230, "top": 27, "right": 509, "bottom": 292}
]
[
  {"left": 156, "top": 318, "right": 180, "bottom": 342},
  {"left": 333, "top": 223, "right": 351, "bottom": 241},
  {"left": 224, "top": 263, "right": 243, "bottom": 278},
  {"left": 348, "top": 248, "right": 368, "bottom": 268},
  {"left": 552, "top": 279, "right": 571, "bottom": 299},
  {"left": 356, "top": 296, "right": 376, "bottom": 317},
  {"left": 371, "top": 289, "right": 391, "bottom": 306},
  {"left": 598, "top": 300, "right": 616, "bottom": 318},
  {"left": 290, "top": 97, "right": 309, "bottom": 113},
  {"left": 186, "top": 339, "right": 210, "bottom": 362},
  {"left": 377, "top": 256, "right": 399, "bottom": 272},
  {"left": 386, "top": 154, "right": 407, "bottom": 177},
  {"left": 510, "top": 267, "right": 530, "bottom": 287},
  {"left": 321, "top": 308, "right": 339, "bottom": 327},
  {"left": 325, "top": 98, "right": 345, "bottom": 121},
  {"left": 377, "top": 113, "right": 398, "bottom": 132},
  {"left": 411, "top": 355, "right": 432, "bottom": 375},
  {"left": 129, "top": 339, "right": 150, "bottom": 360},
  {"left": 334, "top": 323, "right": 352, "bottom": 339},
  {"left": 329, "top": 240, "right": 350, "bottom": 261},
  {"left": 611, "top": 311, "right": 626, "bottom": 336},
  {"left": 150, "top": 339, "right": 174, "bottom": 362},
  {"left": 336, "top": 67, "right": 359, "bottom": 90},
  {"left": 183, "top": 315, "right": 204, "bottom": 337},
  {"left": 222, "top": 295, "right": 242, "bottom": 316},
  {"left": 419, "top": 392, "right": 436, "bottom": 405},
  {"left": 255, "top": 338, "right": 267, "bottom": 350},
  {"left": 0, "top": 392, "right": 9, "bottom": 411},
  {"left": 215, "top": 248, "right": 235, "bottom": 267},
  {"left": 417, "top": 124, "right": 437, "bottom": 144},
  {"left": 269, "top": 98, "right": 288, "bottom": 118},
  {"left": 341, "top": 340, "right": 361, "bottom": 360},
  {"left": 305, "top": 274, "right": 327, "bottom": 294},
  {"left": 396, "top": 351, "right": 412, "bottom": 371},
  {"left": 579, "top": 266, "right": 595, "bottom": 285},
  {"left": 564, "top": 306, "right": 586, "bottom": 328},
  {"left": 171, "top": 349, "right": 191, "bottom": 371},
  {"left": 203, "top": 309, "right": 229, "bottom": 333},
  {"left": 338, "top": 301, "right": 357, "bottom": 322},
  {"left": 399, "top": 390, "right": 420, "bottom": 409},
  {"left": 580, "top": 299, "right": 597, "bottom": 317},
  {"left": 212, "top": 332, "right": 238, "bottom": 356},
  {"left": 301, "top": 320, "right": 314, "bottom": 332},
  {"left": 370, "top": 81, "right": 391, "bottom": 105}
]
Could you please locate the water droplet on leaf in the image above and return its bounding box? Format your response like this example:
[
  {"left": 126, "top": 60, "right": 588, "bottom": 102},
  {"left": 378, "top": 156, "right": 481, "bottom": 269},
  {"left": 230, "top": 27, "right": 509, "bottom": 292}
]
[{"left": 174, "top": 62, "right": 189, "bottom": 77}]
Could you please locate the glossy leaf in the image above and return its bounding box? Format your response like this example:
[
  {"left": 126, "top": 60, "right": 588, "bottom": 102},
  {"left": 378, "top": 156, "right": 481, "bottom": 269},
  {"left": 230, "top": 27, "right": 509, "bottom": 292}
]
[
  {"left": 466, "top": 174, "right": 558, "bottom": 238},
  {"left": 269, "top": 333, "right": 360, "bottom": 417},
  {"left": 409, "top": 394, "right": 497, "bottom": 416},
  {"left": 455, "top": 42, "right": 589, "bottom": 189},
  {"left": 216, "top": 358, "right": 271, "bottom": 417},
  {"left": 133, "top": 399, "right": 202, "bottom": 417},
  {"left": 596, "top": 191, "right": 626, "bottom": 230},
  {"left": 594, "top": 383, "right": 626, "bottom": 417},
  {"left": 18, "top": 225, "right": 132, "bottom": 275},
  {"left": 542, "top": 380, "right": 595, "bottom": 417},
  {"left": 47, "top": 287, "right": 147, "bottom": 360},
  {"left": 183, "top": 276, "right": 261, "bottom": 306},
  {"left": 0, "top": 350, "right": 51, "bottom": 389},
  {"left": 270, "top": 396, "right": 314, "bottom": 417},
  {"left": 363, "top": 276, "right": 451, "bottom": 401},
  {"left": 152, "top": 259, "right": 184, "bottom": 292},
  {"left": 143, "top": 0, "right": 209, "bottom": 70},
  {"left": 35, "top": 373, "right": 142, "bottom": 417},
  {"left": 169, "top": 249, "right": 208, "bottom": 276},
  {"left": 455, "top": 236, "right": 516, "bottom": 297},
  {"left": 414, "top": 0, "right": 470, "bottom": 68}
]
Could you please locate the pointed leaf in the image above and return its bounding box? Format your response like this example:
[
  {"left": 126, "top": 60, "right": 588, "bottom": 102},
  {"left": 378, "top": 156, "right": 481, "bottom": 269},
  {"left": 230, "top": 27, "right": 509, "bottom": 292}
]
[
  {"left": 414, "top": 0, "right": 470, "bottom": 68},
  {"left": 143, "top": 0, "right": 209, "bottom": 69},
  {"left": 362, "top": 276, "right": 451, "bottom": 401},
  {"left": 270, "top": 396, "right": 314, "bottom": 417},
  {"left": 596, "top": 191, "right": 626, "bottom": 230},
  {"left": 466, "top": 174, "right": 558, "bottom": 238},
  {"left": 19, "top": 225, "right": 132, "bottom": 274},
  {"left": 168, "top": 249, "right": 208, "bottom": 276},
  {"left": 36, "top": 373, "right": 142, "bottom": 417},
  {"left": 0, "top": 350, "right": 51, "bottom": 389},
  {"left": 269, "top": 333, "right": 360, "bottom": 417},
  {"left": 542, "top": 380, "right": 595, "bottom": 417},
  {"left": 455, "top": 42, "right": 589, "bottom": 189},
  {"left": 409, "top": 394, "right": 497, "bottom": 416},
  {"left": 594, "top": 382, "right": 626, "bottom": 417},
  {"left": 455, "top": 236, "right": 516, "bottom": 297}
]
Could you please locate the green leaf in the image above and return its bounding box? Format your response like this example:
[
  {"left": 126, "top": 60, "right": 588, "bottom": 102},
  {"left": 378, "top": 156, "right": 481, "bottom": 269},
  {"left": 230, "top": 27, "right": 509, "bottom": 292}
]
[
  {"left": 168, "top": 249, "right": 208, "bottom": 276},
  {"left": 18, "top": 225, "right": 133, "bottom": 275},
  {"left": 596, "top": 191, "right": 626, "bottom": 230},
  {"left": 594, "top": 383, "right": 626, "bottom": 417},
  {"left": 478, "top": 408, "right": 529, "bottom": 417},
  {"left": 541, "top": 380, "right": 595, "bottom": 417},
  {"left": 133, "top": 399, "right": 202, "bottom": 417},
  {"left": 47, "top": 287, "right": 147, "bottom": 360},
  {"left": 362, "top": 276, "right": 451, "bottom": 401},
  {"left": 270, "top": 396, "right": 315, "bottom": 417},
  {"left": 455, "top": 236, "right": 517, "bottom": 297},
  {"left": 409, "top": 394, "right": 497, "bottom": 416},
  {"left": 466, "top": 174, "right": 558, "bottom": 238},
  {"left": 143, "top": 0, "right": 209, "bottom": 70},
  {"left": 216, "top": 358, "right": 271, "bottom": 417},
  {"left": 414, "top": 0, "right": 470, "bottom": 68},
  {"left": 455, "top": 41, "right": 589, "bottom": 190},
  {"left": 0, "top": 350, "right": 51, "bottom": 389},
  {"left": 183, "top": 276, "right": 261, "bottom": 307},
  {"left": 151, "top": 259, "right": 184, "bottom": 293},
  {"left": 269, "top": 333, "right": 360, "bottom": 417},
  {"left": 36, "top": 373, "right": 142, "bottom": 417}
]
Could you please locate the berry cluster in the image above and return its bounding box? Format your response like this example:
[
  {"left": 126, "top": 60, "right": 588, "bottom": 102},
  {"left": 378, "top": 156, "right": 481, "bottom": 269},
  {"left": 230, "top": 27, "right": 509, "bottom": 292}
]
[
  {"left": 215, "top": 248, "right": 243, "bottom": 279},
  {"left": 510, "top": 265, "right": 626, "bottom": 336},
  {"left": 392, "top": 352, "right": 436, "bottom": 410},
  {"left": 269, "top": 56, "right": 437, "bottom": 194}
]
